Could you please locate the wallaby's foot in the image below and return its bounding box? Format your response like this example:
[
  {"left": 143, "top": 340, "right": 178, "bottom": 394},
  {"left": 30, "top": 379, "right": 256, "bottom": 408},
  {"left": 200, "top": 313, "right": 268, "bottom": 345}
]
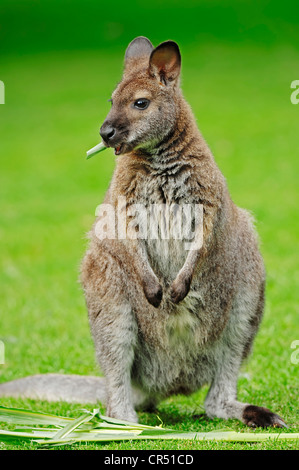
[
  {"left": 242, "top": 405, "right": 287, "bottom": 428},
  {"left": 143, "top": 276, "right": 163, "bottom": 308},
  {"left": 170, "top": 273, "right": 191, "bottom": 304},
  {"left": 106, "top": 404, "right": 139, "bottom": 423},
  {"left": 206, "top": 399, "right": 287, "bottom": 429}
]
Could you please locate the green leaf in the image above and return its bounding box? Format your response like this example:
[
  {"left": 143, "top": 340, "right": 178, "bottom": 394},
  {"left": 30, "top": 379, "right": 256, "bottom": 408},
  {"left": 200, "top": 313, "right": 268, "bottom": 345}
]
[
  {"left": 50, "top": 410, "right": 96, "bottom": 440},
  {"left": 0, "top": 405, "right": 298, "bottom": 448},
  {"left": 0, "top": 405, "right": 71, "bottom": 427}
]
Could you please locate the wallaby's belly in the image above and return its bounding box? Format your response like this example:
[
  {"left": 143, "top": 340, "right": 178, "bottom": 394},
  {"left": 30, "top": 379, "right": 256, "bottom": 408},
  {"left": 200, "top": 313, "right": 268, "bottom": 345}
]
[
  {"left": 132, "top": 287, "right": 217, "bottom": 396},
  {"left": 132, "top": 312, "right": 212, "bottom": 397},
  {"left": 131, "top": 237, "right": 236, "bottom": 396}
]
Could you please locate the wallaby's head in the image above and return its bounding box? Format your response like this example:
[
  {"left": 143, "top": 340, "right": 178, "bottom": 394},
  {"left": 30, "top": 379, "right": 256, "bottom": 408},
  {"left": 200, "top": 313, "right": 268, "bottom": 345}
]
[{"left": 100, "top": 37, "right": 182, "bottom": 155}]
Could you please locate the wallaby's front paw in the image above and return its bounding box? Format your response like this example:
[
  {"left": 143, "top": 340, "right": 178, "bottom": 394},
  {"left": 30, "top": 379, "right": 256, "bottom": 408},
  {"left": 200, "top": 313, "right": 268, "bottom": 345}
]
[
  {"left": 170, "top": 274, "right": 191, "bottom": 304},
  {"left": 143, "top": 277, "right": 163, "bottom": 308}
]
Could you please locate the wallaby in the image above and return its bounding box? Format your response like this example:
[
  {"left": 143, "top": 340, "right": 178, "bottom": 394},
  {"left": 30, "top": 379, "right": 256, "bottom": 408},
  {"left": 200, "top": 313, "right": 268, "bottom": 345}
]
[{"left": 0, "top": 37, "right": 286, "bottom": 428}]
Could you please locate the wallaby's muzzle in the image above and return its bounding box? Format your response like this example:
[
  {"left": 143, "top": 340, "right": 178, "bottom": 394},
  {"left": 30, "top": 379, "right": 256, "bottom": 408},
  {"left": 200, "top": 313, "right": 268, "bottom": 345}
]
[
  {"left": 100, "top": 120, "right": 128, "bottom": 155},
  {"left": 100, "top": 122, "right": 116, "bottom": 144}
]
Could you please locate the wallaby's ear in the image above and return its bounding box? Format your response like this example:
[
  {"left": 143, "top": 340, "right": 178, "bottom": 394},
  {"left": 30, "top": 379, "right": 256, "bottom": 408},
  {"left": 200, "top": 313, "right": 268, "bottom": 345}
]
[
  {"left": 149, "top": 41, "right": 181, "bottom": 85},
  {"left": 125, "top": 36, "right": 154, "bottom": 62}
]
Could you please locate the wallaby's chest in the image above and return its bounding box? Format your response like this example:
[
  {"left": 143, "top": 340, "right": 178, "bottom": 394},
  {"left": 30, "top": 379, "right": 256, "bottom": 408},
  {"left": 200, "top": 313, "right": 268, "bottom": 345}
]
[{"left": 131, "top": 170, "right": 197, "bottom": 282}]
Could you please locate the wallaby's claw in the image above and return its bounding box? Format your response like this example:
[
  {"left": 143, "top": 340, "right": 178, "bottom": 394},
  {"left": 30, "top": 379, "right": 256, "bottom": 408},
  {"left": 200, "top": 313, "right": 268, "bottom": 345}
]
[
  {"left": 143, "top": 278, "right": 163, "bottom": 308},
  {"left": 170, "top": 274, "right": 191, "bottom": 304}
]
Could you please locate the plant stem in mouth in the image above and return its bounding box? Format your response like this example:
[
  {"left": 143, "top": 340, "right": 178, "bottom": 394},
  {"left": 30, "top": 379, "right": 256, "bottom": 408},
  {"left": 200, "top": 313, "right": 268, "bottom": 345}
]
[{"left": 86, "top": 142, "right": 107, "bottom": 159}]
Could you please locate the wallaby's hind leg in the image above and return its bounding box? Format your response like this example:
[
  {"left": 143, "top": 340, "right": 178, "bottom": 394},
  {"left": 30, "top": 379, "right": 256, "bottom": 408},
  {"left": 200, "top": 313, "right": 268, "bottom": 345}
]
[
  {"left": 82, "top": 250, "right": 139, "bottom": 423},
  {"left": 92, "top": 306, "right": 138, "bottom": 422},
  {"left": 204, "top": 285, "right": 286, "bottom": 428},
  {"left": 204, "top": 354, "right": 286, "bottom": 428}
]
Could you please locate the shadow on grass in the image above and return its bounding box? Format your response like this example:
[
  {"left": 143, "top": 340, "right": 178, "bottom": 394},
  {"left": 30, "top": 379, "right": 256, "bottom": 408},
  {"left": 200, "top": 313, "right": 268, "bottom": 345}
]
[{"left": 138, "top": 405, "right": 230, "bottom": 431}]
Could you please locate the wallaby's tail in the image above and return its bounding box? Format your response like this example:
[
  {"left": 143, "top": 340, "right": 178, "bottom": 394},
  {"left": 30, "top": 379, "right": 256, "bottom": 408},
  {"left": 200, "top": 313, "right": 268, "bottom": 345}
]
[{"left": 0, "top": 374, "right": 107, "bottom": 404}]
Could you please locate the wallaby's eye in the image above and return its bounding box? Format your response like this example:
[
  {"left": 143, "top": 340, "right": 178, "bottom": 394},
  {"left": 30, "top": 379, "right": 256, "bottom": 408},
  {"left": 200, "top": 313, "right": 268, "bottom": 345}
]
[{"left": 133, "top": 98, "right": 150, "bottom": 110}]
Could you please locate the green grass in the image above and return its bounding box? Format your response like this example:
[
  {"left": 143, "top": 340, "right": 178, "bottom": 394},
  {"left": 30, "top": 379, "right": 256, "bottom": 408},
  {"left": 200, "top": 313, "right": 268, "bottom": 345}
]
[{"left": 0, "top": 41, "right": 298, "bottom": 450}]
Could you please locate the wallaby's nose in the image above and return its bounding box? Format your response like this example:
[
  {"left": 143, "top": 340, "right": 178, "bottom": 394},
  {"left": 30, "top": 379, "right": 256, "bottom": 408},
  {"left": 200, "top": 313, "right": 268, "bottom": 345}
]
[{"left": 100, "top": 124, "right": 116, "bottom": 145}]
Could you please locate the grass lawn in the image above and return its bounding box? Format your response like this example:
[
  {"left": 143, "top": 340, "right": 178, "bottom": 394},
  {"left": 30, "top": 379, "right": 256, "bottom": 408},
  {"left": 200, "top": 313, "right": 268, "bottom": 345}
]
[{"left": 0, "top": 41, "right": 298, "bottom": 450}]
